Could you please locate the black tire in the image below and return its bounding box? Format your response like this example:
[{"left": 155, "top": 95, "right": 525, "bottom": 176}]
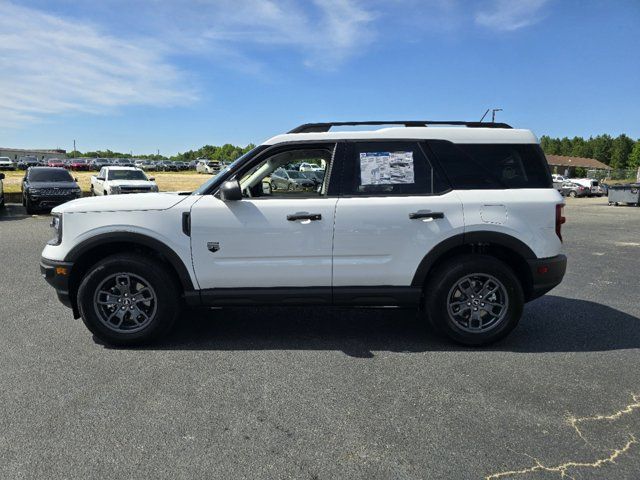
[
  {"left": 77, "top": 253, "right": 180, "bottom": 346},
  {"left": 569, "top": 191, "right": 577, "bottom": 198},
  {"left": 424, "top": 254, "right": 524, "bottom": 346},
  {"left": 25, "top": 196, "right": 36, "bottom": 215}
]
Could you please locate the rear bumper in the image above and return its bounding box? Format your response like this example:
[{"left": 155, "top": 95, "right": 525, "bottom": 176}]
[
  {"left": 40, "top": 257, "right": 75, "bottom": 311},
  {"left": 527, "top": 254, "right": 567, "bottom": 300}
]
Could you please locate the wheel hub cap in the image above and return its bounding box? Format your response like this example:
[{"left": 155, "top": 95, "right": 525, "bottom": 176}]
[
  {"left": 446, "top": 273, "right": 509, "bottom": 333},
  {"left": 93, "top": 273, "right": 157, "bottom": 333}
]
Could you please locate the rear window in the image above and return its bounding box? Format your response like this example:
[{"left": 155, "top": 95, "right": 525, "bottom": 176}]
[{"left": 427, "top": 141, "right": 552, "bottom": 189}]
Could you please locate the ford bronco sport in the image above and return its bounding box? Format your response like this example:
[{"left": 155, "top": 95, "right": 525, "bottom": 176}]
[{"left": 41, "top": 120, "right": 567, "bottom": 346}]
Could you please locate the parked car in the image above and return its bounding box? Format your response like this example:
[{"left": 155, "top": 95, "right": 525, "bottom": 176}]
[
  {"left": 41, "top": 119, "right": 566, "bottom": 347},
  {"left": 299, "top": 162, "right": 323, "bottom": 172},
  {"left": 67, "top": 158, "right": 91, "bottom": 171},
  {"left": 196, "top": 159, "right": 220, "bottom": 174},
  {"left": 0, "top": 172, "right": 5, "bottom": 209},
  {"left": 21, "top": 167, "right": 81, "bottom": 214},
  {"left": 188, "top": 160, "right": 198, "bottom": 170},
  {"left": 0, "top": 156, "right": 16, "bottom": 170},
  {"left": 551, "top": 174, "right": 566, "bottom": 183},
  {"left": 90, "top": 166, "right": 158, "bottom": 196},
  {"left": 144, "top": 161, "right": 161, "bottom": 171},
  {"left": 570, "top": 178, "right": 601, "bottom": 197},
  {"left": 270, "top": 168, "right": 315, "bottom": 191},
  {"left": 301, "top": 170, "right": 325, "bottom": 188},
  {"left": 159, "top": 161, "right": 179, "bottom": 172},
  {"left": 17, "top": 156, "right": 40, "bottom": 170},
  {"left": 46, "top": 158, "right": 66, "bottom": 168},
  {"left": 558, "top": 182, "right": 589, "bottom": 197},
  {"left": 90, "top": 158, "right": 113, "bottom": 170}
]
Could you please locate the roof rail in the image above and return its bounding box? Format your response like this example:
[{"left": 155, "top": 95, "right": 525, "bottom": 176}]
[{"left": 288, "top": 120, "right": 512, "bottom": 134}]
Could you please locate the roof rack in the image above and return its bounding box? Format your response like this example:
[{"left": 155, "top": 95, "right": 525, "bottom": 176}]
[{"left": 288, "top": 120, "right": 512, "bottom": 134}]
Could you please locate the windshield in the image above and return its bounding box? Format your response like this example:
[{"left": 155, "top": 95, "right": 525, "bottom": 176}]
[
  {"left": 192, "top": 146, "right": 264, "bottom": 195},
  {"left": 29, "top": 169, "right": 74, "bottom": 182},
  {"left": 109, "top": 170, "right": 148, "bottom": 181}
]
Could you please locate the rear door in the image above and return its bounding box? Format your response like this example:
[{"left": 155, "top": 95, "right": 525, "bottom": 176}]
[{"left": 332, "top": 140, "right": 464, "bottom": 288}]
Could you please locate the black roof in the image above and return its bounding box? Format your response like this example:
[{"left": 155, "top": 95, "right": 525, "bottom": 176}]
[{"left": 288, "top": 120, "right": 512, "bottom": 134}]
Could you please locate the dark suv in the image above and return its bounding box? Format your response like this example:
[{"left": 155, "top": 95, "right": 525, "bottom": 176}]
[{"left": 22, "top": 167, "right": 81, "bottom": 214}]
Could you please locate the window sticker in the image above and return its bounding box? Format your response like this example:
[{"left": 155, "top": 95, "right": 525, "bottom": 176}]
[{"left": 359, "top": 151, "right": 414, "bottom": 185}]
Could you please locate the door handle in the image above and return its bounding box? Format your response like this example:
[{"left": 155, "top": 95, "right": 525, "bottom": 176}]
[
  {"left": 409, "top": 211, "right": 445, "bottom": 220},
  {"left": 287, "top": 213, "right": 322, "bottom": 221}
]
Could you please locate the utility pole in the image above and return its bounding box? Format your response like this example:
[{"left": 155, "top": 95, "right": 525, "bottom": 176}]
[{"left": 73, "top": 139, "right": 76, "bottom": 158}]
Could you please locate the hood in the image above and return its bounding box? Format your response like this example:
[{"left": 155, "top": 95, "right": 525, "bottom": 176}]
[
  {"left": 109, "top": 180, "right": 155, "bottom": 186},
  {"left": 53, "top": 192, "right": 187, "bottom": 214},
  {"left": 30, "top": 181, "right": 79, "bottom": 189}
]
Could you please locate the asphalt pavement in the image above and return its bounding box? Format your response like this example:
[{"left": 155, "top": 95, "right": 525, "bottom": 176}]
[{"left": 1, "top": 197, "right": 639, "bottom": 479}]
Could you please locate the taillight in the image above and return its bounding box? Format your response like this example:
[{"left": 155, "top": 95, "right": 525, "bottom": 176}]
[{"left": 555, "top": 204, "right": 566, "bottom": 241}]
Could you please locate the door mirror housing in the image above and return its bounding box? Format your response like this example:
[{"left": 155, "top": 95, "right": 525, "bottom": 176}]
[
  {"left": 96, "top": 176, "right": 105, "bottom": 181},
  {"left": 148, "top": 177, "right": 155, "bottom": 181},
  {"left": 220, "top": 180, "right": 242, "bottom": 201},
  {"left": 0, "top": 173, "right": 4, "bottom": 180}
]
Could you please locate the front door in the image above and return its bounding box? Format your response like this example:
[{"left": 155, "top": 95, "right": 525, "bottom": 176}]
[{"left": 190, "top": 144, "right": 339, "bottom": 293}]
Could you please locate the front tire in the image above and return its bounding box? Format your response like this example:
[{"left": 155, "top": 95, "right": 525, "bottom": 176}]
[
  {"left": 77, "top": 253, "right": 180, "bottom": 346},
  {"left": 424, "top": 254, "right": 524, "bottom": 346},
  {"left": 25, "top": 196, "right": 36, "bottom": 214}
]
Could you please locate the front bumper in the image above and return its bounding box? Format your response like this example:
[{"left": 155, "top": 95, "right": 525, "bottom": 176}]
[
  {"left": 527, "top": 254, "right": 567, "bottom": 300},
  {"left": 40, "top": 257, "right": 75, "bottom": 313},
  {"left": 28, "top": 194, "right": 80, "bottom": 208}
]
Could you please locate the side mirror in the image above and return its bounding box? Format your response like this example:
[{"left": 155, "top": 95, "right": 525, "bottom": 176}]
[
  {"left": 96, "top": 177, "right": 105, "bottom": 181},
  {"left": 74, "top": 177, "right": 79, "bottom": 182},
  {"left": 148, "top": 177, "right": 155, "bottom": 181},
  {"left": 0, "top": 173, "right": 4, "bottom": 180},
  {"left": 220, "top": 180, "right": 242, "bottom": 201}
]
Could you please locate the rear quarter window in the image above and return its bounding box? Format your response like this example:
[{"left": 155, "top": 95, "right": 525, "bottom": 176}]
[{"left": 427, "top": 140, "right": 552, "bottom": 189}]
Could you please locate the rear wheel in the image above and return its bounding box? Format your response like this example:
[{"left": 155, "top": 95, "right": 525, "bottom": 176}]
[
  {"left": 77, "top": 253, "right": 180, "bottom": 346},
  {"left": 424, "top": 254, "right": 524, "bottom": 346},
  {"left": 569, "top": 191, "right": 577, "bottom": 198}
]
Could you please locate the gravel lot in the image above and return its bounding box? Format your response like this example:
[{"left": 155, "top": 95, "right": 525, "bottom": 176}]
[{"left": 1, "top": 197, "right": 639, "bottom": 479}]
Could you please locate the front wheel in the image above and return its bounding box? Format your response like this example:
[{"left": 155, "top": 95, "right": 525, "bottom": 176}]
[
  {"left": 424, "top": 254, "right": 524, "bottom": 346},
  {"left": 25, "top": 196, "right": 36, "bottom": 215},
  {"left": 569, "top": 191, "right": 577, "bottom": 198},
  {"left": 77, "top": 253, "right": 180, "bottom": 346}
]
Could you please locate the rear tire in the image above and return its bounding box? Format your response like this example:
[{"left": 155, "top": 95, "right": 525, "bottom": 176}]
[
  {"left": 424, "top": 254, "right": 524, "bottom": 346},
  {"left": 77, "top": 253, "right": 180, "bottom": 346},
  {"left": 569, "top": 191, "right": 577, "bottom": 198}
]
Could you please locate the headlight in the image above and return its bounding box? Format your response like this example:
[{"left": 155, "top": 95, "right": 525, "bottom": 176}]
[
  {"left": 30, "top": 188, "right": 42, "bottom": 195},
  {"left": 48, "top": 214, "right": 63, "bottom": 246}
]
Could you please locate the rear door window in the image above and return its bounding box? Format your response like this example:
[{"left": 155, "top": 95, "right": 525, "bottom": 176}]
[
  {"left": 342, "top": 141, "right": 447, "bottom": 196},
  {"left": 427, "top": 140, "right": 552, "bottom": 189}
]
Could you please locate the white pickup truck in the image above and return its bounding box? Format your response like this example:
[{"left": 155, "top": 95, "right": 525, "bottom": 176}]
[{"left": 90, "top": 166, "right": 158, "bottom": 196}]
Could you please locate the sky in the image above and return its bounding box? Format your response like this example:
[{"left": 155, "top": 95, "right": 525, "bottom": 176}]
[{"left": 0, "top": 0, "right": 638, "bottom": 155}]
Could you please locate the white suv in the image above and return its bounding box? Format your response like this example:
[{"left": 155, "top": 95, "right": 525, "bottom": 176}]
[{"left": 40, "top": 120, "right": 567, "bottom": 346}]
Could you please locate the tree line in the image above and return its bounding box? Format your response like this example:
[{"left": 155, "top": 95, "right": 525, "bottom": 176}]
[
  {"left": 66, "top": 143, "right": 256, "bottom": 163},
  {"left": 540, "top": 134, "right": 640, "bottom": 170}
]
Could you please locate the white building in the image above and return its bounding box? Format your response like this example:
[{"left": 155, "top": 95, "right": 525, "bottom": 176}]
[{"left": 0, "top": 147, "right": 66, "bottom": 161}]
